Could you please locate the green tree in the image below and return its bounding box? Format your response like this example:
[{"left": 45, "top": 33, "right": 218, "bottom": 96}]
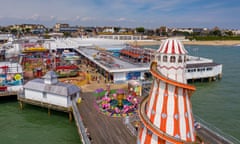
[
  {"left": 136, "top": 27, "right": 145, "bottom": 34},
  {"left": 114, "top": 27, "right": 120, "bottom": 33},
  {"left": 25, "top": 28, "right": 31, "bottom": 33},
  {"left": 63, "top": 32, "right": 71, "bottom": 37},
  {"left": 0, "top": 27, "right": 9, "bottom": 32},
  {"left": 224, "top": 31, "right": 233, "bottom": 36},
  {"left": 10, "top": 29, "right": 18, "bottom": 35},
  {"left": 210, "top": 29, "right": 221, "bottom": 36}
]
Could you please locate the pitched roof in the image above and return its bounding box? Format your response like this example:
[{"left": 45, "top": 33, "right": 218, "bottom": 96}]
[{"left": 24, "top": 79, "right": 80, "bottom": 96}]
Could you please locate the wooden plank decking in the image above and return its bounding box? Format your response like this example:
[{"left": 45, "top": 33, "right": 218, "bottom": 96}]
[{"left": 77, "top": 92, "right": 137, "bottom": 144}]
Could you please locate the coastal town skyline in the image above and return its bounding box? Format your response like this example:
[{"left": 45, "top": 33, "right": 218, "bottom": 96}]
[{"left": 1, "top": 0, "right": 240, "bottom": 29}]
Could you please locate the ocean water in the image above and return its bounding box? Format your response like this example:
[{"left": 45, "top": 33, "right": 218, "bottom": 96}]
[
  {"left": 145, "top": 44, "right": 240, "bottom": 140},
  {"left": 187, "top": 45, "right": 240, "bottom": 140},
  {"left": 0, "top": 96, "right": 80, "bottom": 144}
]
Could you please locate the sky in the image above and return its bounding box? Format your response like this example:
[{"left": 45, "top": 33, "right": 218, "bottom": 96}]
[{"left": 0, "top": 0, "right": 240, "bottom": 29}]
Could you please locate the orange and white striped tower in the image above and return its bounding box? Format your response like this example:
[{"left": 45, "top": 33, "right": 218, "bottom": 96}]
[{"left": 138, "top": 39, "right": 196, "bottom": 144}]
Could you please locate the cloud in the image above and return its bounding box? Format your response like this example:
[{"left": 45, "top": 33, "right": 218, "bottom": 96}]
[
  {"left": 115, "top": 18, "right": 127, "bottom": 21},
  {"left": 27, "top": 14, "right": 40, "bottom": 20},
  {"left": 0, "top": 0, "right": 239, "bottom": 29},
  {"left": 81, "top": 17, "right": 96, "bottom": 22}
]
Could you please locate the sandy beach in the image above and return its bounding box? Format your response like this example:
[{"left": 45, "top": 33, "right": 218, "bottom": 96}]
[{"left": 127, "top": 40, "right": 240, "bottom": 46}]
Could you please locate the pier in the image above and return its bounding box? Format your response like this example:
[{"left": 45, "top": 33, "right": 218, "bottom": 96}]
[
  {"left": 72, "top": 100, "right": 91, "bottom": 144},
  {"left": 76, "top": 91, "right": 136, "bottom": 144}
]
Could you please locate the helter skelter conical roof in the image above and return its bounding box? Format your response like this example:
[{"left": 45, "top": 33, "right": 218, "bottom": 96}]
[{"left": 157, "top": 39, "right": 188, "bottom": 55}]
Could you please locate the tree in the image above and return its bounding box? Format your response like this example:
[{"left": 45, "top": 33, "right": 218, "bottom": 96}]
[
  {"left": 224, "top": 31, "right": 233, "bottom": 36},
  {"left": 63, "top": 32, "right": 71, "bottom": 37},
  {"left": 10, "top": 29, "right": 18, "bottom": 35},
  {"left": 25, "top": 28, "right": 31, "bottom": 33},
  {"left": 135, "top": 27, "right": 145, "bottom": 34},
  {"left": 114, "top": 27, "right": 120, "bottom": 33},
  {"left": 210, "top": 29, "right": 221, "bottom": 36},
  {"left": 0, "top": 27, "right": 9, "bottom": 33}
]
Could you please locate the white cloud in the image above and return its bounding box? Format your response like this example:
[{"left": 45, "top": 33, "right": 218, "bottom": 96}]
[
  {"left": 29, "top": 14, "right": 40, "bottom": 20},
  {"left": 116, "top": 17, "right": 127, "bottom": 21},
  {"left": 0, "top": 0, "right": 239, "bottom": 29},
  {"left": 81, "top": 17, "right": 96, "bottom": 22}
]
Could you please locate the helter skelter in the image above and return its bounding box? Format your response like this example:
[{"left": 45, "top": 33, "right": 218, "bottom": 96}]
[{"left": 138, "top": 39, "right": 196, "bottom": 144}]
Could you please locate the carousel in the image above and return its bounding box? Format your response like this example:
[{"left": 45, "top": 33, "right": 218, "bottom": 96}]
[{"left": 95, "top": 84, "right": 139, "bottom": 117}]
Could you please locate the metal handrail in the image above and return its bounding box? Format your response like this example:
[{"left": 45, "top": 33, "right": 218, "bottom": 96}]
[{"left": 72, "top": 101, "right": 91, "bottom": 144}]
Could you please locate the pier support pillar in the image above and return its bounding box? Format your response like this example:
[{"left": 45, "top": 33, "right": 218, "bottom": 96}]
[
  {"left": 48, "top": 108, "right": 51, "bottom": 116},
  {"left": 218, "top": 74, "right": 222, "bottom": 80},
  {"left": 69, "top": 112, "right": 72, "bottom": 122},
  {"left": 192, "top": 79, "right": 195, "bottom": 83},
  {"left": 19, "top": 101, "right": 24, "bottom": 110},
  {"left": 208, "top": 77, "right": 212, "bottom": 82}
]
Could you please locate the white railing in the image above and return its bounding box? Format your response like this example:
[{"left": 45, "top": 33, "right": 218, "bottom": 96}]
[
  {"left": 72, "top": 101, "right": 91, "bottom": 144},
  {"left": 123, "top": 115, "right": 140, "bottom": 136}
]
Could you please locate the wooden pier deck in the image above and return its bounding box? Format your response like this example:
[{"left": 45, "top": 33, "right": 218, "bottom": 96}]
[{"left": 77, "top": 92, "right": 136, "bottom": 144}]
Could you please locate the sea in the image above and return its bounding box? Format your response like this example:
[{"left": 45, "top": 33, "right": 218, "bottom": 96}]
[
  {"left": 0, "top": 44, "right": 240, "bottom": 143},
  {"left": 0, "top": 96, "right": 81, "bottom": 144}
]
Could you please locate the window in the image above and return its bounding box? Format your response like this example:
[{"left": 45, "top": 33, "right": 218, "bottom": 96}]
[
  {"left": 187, "top": 69, "right": 197, "bottom": 72},
  {"left": 206, "top": 67, "right": 213, "bottom": 71},
  {"left": 170, "top": 56, "right": 176, "bottom": 63},
  {"left": 178, "top": 56, "right": 182, "bottom": 63},
  {"left": 184, "top": 56, "right": 187, "bottom": 62},
  {"left": 158, "top": 55, "right": 161, "bottom": 61},
  {"left": 163, "top": 55, "right": 168, "bottom": 62},
  {"left": 198, "top": 68, "right": 206, "bottom": 72}
]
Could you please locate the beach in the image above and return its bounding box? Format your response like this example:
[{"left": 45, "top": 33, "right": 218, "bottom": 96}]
[{"left": 127, "top": 40, "right": 240, "bottom": 46}]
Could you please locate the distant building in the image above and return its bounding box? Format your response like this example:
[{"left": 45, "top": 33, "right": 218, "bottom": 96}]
[
  {"left": 54, "top": 23, "right": 69, "bottom": 32},
  {"left": 97, "top": 34, "right": 143, "bottom": 40},
  {"left": 232, "top": 29, "right": 240, "bottom": 35},
  {"left": 59, "top": 27, "right": 79, "bottom": 33},
  {"left": 102, "top": 27, "right": 115, "bottom": 33},
  {"left": 174, "top": 28, "right": 194, "bottom": 33},
  {"left": 10, "top": 24, "right": 45, "bottom": 31},
  {"left": 53, "top": 23, "right": 79, "bottom": 34},
  {"left": 0, "top": 33, "right": 13, "bottom": 43}
]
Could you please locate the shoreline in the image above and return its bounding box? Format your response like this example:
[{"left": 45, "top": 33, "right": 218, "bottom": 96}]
[{"left": 127, "top": 40, "right": 240, "bottom": 46}]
